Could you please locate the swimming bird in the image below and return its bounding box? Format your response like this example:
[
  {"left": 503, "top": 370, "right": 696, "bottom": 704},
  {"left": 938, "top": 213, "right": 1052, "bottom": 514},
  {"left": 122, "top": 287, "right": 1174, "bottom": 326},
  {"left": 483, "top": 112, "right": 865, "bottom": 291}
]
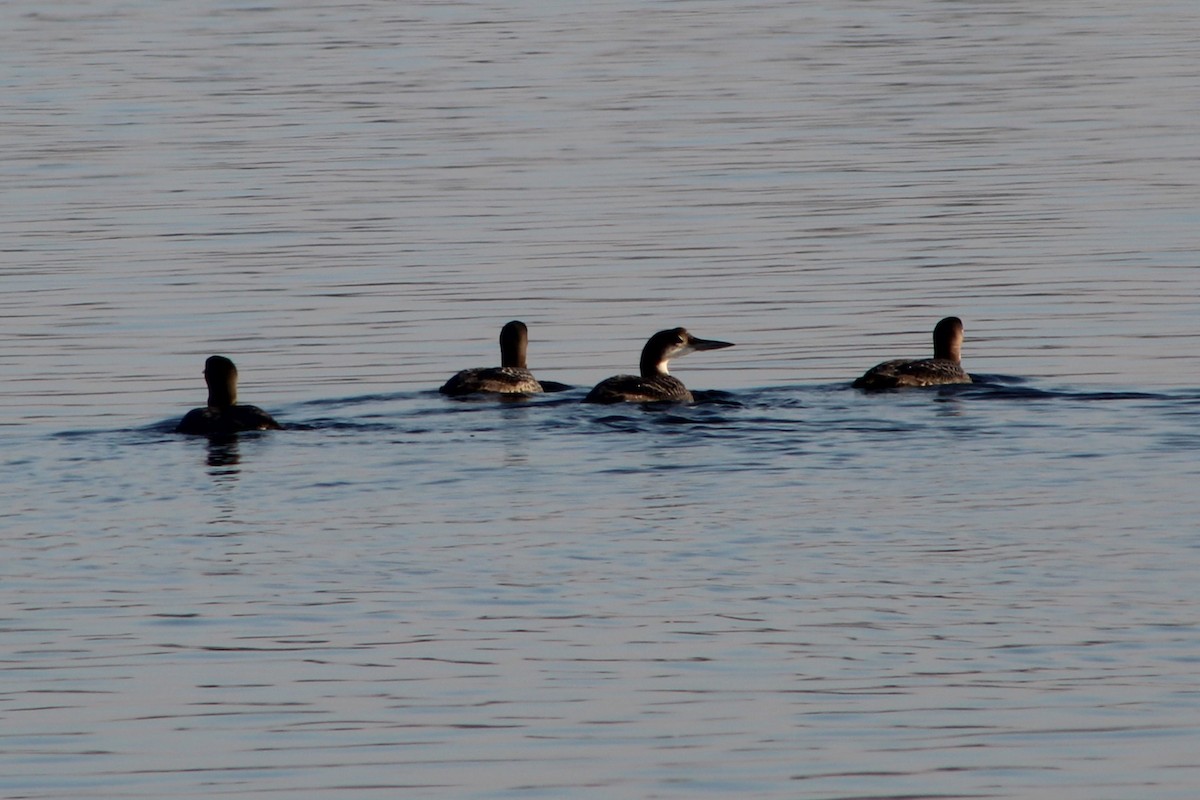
[
  {"left": 852, "top": 316, "right": 972, "bottom": 390},
  {"left": 439, "top": 320, "right": 544, "bottom": 396},
  {"left": 584, "top": 327, "right": 734, "bottom": 404},
  {"left": 177, "top": 355, "right": 282, "bottom": 435}
]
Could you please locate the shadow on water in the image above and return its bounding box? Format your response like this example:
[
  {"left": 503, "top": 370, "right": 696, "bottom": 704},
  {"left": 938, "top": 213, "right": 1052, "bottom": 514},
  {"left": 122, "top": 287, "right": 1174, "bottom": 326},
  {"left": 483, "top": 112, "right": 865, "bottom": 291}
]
[
  {"left": 961, "top": 375, "right": 1183, "bottom": 403},
  {"left": 46, "top": 379, "right": 1200, "bottom": 449},
  {"left": 200, "top": 436, "right": 242, "bottom": 470}
]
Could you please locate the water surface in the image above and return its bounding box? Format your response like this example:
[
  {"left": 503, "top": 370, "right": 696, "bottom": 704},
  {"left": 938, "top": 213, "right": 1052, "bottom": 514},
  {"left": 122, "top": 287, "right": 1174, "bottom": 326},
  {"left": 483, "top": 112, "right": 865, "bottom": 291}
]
[{"left": 2, "top": 1, "right": 1200, "bottom": 798}]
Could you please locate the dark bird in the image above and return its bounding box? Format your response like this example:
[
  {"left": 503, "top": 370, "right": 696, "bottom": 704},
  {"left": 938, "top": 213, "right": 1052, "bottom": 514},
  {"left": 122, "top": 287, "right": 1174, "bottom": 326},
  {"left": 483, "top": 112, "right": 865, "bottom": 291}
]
[
  {"left": 584, "top": 327, "right": 734, "bottom": 404},
  {"left": 439, "top": 320, "right": 544, "bottom": 396},
  {"left": 177, "top": 355, "right": 282, "bottom": 435},
  {"left": 853, "top": 316, "right": 972, "bottom": 390}
]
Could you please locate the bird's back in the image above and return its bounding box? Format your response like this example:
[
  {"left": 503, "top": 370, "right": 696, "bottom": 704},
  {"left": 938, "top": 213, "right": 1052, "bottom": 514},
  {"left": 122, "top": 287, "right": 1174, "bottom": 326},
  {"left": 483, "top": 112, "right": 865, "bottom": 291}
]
[
  {"left": 853, "top": 358, "right": 970, "bottom": 390},
  {"left": 584, "top": 374, "right": 693, "bottom": 404},
  {"left": 439, "top": 366, "right": 543, "bottom": 397},
  {"left": 177, "top": 405, "right": 282, "bottom": 435}
]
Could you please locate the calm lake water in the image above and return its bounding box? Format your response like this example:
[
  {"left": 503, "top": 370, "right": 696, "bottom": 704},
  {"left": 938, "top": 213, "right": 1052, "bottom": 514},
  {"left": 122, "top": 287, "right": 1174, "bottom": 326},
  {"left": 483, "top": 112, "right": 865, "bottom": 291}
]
[{"left": 3, "top": 1, "right": 1200, "bottom": 798}]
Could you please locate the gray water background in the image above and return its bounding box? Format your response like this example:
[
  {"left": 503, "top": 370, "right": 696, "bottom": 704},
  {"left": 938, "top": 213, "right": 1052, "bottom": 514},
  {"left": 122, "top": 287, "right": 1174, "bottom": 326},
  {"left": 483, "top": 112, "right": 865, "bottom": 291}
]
[{"left": 3, "top": 1, "right": 1200, "bottom": 798}]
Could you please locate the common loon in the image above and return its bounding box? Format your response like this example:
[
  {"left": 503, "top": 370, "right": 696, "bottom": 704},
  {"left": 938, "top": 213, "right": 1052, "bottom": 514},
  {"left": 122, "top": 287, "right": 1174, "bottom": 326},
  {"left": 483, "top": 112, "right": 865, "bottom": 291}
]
[
  {"left": 177, "top": 355, "right": 282, "bottom": 435},
  {"left": 439, "top": 320, "right": 544, "bottom": 396},
  {"left": 584, "top": 327, "right": 734, "bottom": 404},
  {"left": 853, "top": 316, "right": 972, "bottom": 390}
]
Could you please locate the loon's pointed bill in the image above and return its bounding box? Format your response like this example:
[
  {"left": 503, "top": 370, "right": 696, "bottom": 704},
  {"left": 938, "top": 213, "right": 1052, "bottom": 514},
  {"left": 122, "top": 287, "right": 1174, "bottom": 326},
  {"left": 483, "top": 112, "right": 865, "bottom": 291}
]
[{"left": 584, "top": 327, "right": 735, "bottom": 404}]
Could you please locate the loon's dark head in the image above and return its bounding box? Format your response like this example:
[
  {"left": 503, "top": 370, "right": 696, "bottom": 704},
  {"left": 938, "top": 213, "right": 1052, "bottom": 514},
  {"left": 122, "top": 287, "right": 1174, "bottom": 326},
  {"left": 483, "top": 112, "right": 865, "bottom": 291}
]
[{"left": 639, "top": 327, "right": 734, "bottom": 377}]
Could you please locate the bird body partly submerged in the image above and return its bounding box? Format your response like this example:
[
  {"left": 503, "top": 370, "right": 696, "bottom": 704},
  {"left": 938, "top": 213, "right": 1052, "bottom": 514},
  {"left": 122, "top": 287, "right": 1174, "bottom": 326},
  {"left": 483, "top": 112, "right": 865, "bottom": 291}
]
[
  {"left": 852, "top": 357, "right": 970, "bottom": 389},
  {"left": 440, "top": 365, "right": 543, "bottom": 396},
  {"left": 440, "top": 320, "right": 545, "bottom": 397},
  {"left": 177, "top": 404, "right": 281, "bottom": 436},
  {"left": 177, "top": 355, "right": 281, "bottom": 435},
  {"left": 585, "top": 373, "right": 695, "bottom": 404},
  {"left": 584, "top": 327, "right": 734, "bottom": 404},
  {"left": 853, "top": 316, "right": 971, "bottom": 390}
]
